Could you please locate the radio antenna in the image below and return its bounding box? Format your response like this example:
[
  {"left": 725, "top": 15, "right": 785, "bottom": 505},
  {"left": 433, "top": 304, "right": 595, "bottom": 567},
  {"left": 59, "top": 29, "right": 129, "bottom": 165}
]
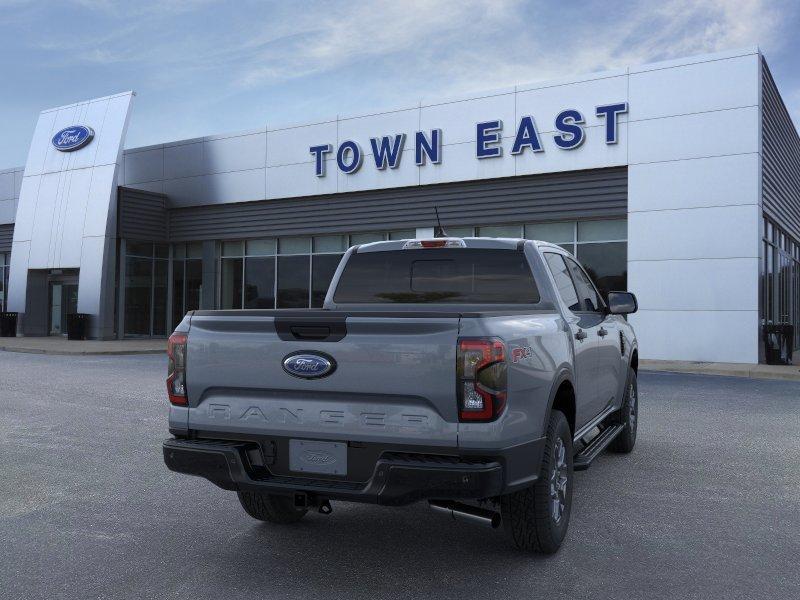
[{"left": 434, "top": 206, "right": 448, "bottom": 238}]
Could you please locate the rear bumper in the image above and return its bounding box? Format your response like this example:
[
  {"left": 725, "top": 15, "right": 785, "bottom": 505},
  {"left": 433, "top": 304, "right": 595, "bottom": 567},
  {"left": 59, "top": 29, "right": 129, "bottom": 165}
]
[{"left": 163, "top": 437, "right": 544, "bottom": 506}]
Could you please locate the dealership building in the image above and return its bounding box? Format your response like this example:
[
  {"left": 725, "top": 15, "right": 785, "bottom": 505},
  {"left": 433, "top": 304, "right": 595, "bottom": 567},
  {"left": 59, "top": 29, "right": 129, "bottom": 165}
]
[{"left": 0, "top": 47, "right": 798, "bottom": 364}]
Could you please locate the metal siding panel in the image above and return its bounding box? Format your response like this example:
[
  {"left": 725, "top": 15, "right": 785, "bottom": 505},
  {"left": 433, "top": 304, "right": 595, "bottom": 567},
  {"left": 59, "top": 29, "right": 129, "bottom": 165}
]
[
  {"left": 118, "top": 187, "right": 168, "bottom": 241},
  {"left": 761, "top": 59, "right": 800, "bottom": 241},
  {"left": 0, "top": 223, "right": 13, "bottom": 252},
  {"left": 0, "top": 171, "right": 14, "bottom": 201},
  {"left": 167, "top": 167, "right": 627, "bottom": 242}
]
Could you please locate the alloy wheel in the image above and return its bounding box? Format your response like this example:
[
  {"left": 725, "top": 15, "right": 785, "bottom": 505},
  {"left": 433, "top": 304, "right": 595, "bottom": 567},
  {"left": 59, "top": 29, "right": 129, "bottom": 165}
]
[{"left": 549, "top": 437, "right": 569, "bottom": 524}]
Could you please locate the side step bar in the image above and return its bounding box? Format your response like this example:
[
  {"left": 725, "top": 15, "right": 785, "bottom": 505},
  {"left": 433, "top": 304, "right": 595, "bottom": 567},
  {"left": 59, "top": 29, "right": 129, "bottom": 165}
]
[{"left": 573, "top": 424, "right": 625, "bottom": 471}]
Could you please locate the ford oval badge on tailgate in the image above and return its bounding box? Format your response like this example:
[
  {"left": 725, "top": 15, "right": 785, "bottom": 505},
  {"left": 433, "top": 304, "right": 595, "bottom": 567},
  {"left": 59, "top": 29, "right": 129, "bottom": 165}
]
[{"left": 282, "top": 351, "right": 336, "bottom": 379}]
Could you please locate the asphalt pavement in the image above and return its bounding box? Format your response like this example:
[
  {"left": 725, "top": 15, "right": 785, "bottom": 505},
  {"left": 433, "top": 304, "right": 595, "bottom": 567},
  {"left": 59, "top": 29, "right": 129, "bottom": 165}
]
[{"left": 1, "top": 351, "right": 798, "bottom": 600}]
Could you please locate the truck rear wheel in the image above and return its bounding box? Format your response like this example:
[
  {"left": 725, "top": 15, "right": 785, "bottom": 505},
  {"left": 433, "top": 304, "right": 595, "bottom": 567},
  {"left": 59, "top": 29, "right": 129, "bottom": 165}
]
[
  {"left": 610, "top": 367, "right": 638, "bottom": 454},
  {"left": 500, "top": 409, "right": 573, "bottom": 553},
  {"left": 237, "top": 491, "right": 308, "bottom": 524}
]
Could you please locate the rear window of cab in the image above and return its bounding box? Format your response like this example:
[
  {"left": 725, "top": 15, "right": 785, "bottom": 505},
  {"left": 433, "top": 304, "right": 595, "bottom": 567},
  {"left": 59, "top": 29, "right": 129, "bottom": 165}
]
[{"left": 333, "top": 249, "right": 540, "bottom": 304}]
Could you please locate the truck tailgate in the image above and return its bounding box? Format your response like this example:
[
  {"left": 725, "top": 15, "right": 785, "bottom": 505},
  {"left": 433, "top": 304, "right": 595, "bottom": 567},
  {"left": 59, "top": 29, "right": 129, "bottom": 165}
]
[{"left": 185, "top": 311, "right": 461, "bottom": 446}]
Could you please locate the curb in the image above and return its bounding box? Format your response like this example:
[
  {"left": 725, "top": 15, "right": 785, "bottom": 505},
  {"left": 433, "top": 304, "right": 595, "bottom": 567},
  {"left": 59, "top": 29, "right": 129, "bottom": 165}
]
[{"left": 641, "top": 364, "right": 800, "bottom": 382}]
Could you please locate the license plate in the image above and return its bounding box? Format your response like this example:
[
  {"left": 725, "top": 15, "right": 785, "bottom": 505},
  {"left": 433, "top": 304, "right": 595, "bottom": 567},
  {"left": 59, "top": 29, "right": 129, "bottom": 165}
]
[{"left": 289, "top": 439, "right": 347, "bottom": 476}]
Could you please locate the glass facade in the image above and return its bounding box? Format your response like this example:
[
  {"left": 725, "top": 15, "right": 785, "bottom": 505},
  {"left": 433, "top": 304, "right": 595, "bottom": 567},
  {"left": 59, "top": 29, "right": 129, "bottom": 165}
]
[
  {"left": 217, "top": 230, "right": 415, "bottom": 311},
  {"left": 214, "top": 220, "right": 627, "bottom": 312},
  {"left": 123, "top": 242, "right": 169, "bottom": 337},
  {"left": 121, "top": 220, "right": 627, "bottom": 336},
  {"left": 49, "top": 280, "right": 78, "bottom": 336},
  {"left": 762, "top": 217, "right": 800, "bottom": 352},
  {"left": 277, "top": 237, "right": 311, "bottom": 308},
  {"left": 171, "top": 242, "right": 203, "bottom": 330},
  {"left": 469, "top": 218, "right": 629, "bottom": 299},
  {"left": 0, "top": 252, "right": 8, "bottom": 311},
  {"left": 220, "top": 239, "right": 273, "bottom": 309}
]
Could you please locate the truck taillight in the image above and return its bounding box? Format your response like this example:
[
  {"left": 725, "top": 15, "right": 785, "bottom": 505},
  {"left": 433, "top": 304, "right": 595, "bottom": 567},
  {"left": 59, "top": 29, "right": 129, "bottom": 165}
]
[
  {"left": 167, "top": 332, "right": 188, "bottom": 406},
  {"left": 457, "top": 338, "right": 507, "bottom": 422}
]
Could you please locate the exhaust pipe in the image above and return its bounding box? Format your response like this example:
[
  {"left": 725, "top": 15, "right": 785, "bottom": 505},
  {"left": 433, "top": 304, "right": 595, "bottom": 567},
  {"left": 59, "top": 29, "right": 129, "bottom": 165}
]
[{"left": 429, "top": 500, "right": 501, "bottom": 529}]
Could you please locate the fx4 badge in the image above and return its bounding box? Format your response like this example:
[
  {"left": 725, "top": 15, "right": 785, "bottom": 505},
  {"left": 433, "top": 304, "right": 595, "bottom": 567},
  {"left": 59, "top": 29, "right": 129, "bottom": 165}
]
[{"left": 511, "top": 346, "right": 533, "bottom": 363}]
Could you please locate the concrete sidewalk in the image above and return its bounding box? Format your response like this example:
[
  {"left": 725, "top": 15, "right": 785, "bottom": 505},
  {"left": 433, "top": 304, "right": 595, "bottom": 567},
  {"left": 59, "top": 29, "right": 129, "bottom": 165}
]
[
  {"left": 0, "top": 337, "right": 165, "bottom": 355},
  {"left": 641, "top": 359, "right": 800, "bottom": 382}
]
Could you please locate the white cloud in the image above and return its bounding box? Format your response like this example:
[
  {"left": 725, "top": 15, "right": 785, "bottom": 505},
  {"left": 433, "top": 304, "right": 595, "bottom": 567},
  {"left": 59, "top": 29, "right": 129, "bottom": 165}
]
[
  {"left": 232, "top": 0, "right": 523, "bottom": 88},
  {"left": 21, "top": 0, "right": 792, "bottom": 93},
  {"left": 423, "top": 0, "right": 790, "bottom": 94},
  {"left": 68, "top": 0, "right": 216, "bottom": 17},
  {"left": 210, "top": 0, "right": 793, "bottom": 103}
]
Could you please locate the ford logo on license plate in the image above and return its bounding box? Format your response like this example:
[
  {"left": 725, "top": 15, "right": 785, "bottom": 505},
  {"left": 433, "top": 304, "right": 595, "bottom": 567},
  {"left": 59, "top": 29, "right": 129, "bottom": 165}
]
[{"left": 282, "top": 351, "right": 336, "bottom": 379}]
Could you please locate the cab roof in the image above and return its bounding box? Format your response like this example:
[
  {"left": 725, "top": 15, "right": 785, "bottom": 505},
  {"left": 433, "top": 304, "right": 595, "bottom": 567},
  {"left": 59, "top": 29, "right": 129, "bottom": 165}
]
[
  {"left": 354, "top": 237, "right": 528, "bottom": 252},
  {"left": 353, "top": 237, "right": 568, "bottom": 253}
]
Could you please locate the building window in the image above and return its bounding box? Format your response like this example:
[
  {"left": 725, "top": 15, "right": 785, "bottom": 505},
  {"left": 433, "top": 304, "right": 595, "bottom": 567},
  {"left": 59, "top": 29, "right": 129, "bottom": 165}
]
[
  {"left": 217, "top": 231, "right": 419, "bottom": 310},
  {"left": 277, "top": 237, "right": 310, "bottom": 308},
  {"left": 523, "top": 219, "right": 627, "bottom": 299},
  {"left": 245, "top": 240, "right": 276, "bottom": 309},
  {"left": 312, "top": 235, "right": 347, "bottom": 307},
  {"left": 478, "top": 225, "right": 523, "bottom": 238},
  {"left": 443, "top": 226, "right": 475, "bottom": 238},
  {"left": 525, "top": 222, "right": 575, "bottom": 252},
  {"left": 171, "top": 242, "right": 203, "bottom": 330},
  {"left": 219, "top": 239, "right": 276, "bottom": 310},
  {"left": 212, "top": 222, "right": 626, "bottom": 310},
  {"left": 349, "top": 232, "right": 383, "bottom": 246},
  {"left": 762, "top": 217, "right": 800, "bottom": 352},
  {"left": 0, "top": 252, "right": 9, "bottom": 311},
  {"left": 575, "top": 220, "right": 627, "bottom": 300},
  {"left": 123, "top": 242, "right": 169, "bottom": 337}
]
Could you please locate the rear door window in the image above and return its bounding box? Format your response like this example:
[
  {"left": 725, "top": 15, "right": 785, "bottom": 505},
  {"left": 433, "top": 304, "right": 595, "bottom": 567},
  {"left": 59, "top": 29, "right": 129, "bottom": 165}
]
[
  {"left": 564, "top": 257, "right": 603, "bottom": 313},
  {"left": 333, "top": 249, "right": 540, "bottom": 304},
  {"left": 544, "top": 253, "right": 580, "bottom": 311}
]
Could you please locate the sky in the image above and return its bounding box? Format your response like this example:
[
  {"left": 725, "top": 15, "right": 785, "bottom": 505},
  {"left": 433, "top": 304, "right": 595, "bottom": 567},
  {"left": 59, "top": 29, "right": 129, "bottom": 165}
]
[{"left": 0, "top": 0, "right": 798, "bottom": 167}]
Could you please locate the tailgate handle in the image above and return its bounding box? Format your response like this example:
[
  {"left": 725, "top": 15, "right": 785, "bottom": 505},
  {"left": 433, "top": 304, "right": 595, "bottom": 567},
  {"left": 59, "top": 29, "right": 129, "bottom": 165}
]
[
  {"left": 290, "top": 325, "right": 331, "bottom": 340},
  {"left": 275, "top": 317, "right": 347, "bottom": 342}
]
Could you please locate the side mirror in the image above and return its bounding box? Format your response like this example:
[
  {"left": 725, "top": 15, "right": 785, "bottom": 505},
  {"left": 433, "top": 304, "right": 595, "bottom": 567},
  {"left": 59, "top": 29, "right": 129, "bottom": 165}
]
[{"left": 607, "top": 291, "right": 638, "bottom": 315}]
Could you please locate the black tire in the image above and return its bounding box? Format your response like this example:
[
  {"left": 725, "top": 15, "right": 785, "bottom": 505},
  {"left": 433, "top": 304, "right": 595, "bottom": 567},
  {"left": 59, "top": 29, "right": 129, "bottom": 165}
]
[
  {"left": 500, "top": 410, "right": 573, "bottom": 553},
  {"left": 237, "top": 491, "right": 308, "bottom": 524},
  {"left": 610, "top": 367, "right": 638, "bottom": 453}
]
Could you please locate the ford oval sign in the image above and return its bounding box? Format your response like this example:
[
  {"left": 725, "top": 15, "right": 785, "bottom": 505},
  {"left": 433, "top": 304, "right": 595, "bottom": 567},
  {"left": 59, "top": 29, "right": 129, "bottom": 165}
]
[
  {"left": 51, "top": 125, "right": 95, "bottom": 152},
  {"left": 282, "top": 352, "right": 336, "bottom": 379}
]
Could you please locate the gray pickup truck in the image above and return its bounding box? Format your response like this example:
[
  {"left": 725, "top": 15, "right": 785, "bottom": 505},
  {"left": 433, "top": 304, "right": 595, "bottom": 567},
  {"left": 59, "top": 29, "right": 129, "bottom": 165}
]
[{"left": 163, "top": 237, "right": 639, "bottom": 553}]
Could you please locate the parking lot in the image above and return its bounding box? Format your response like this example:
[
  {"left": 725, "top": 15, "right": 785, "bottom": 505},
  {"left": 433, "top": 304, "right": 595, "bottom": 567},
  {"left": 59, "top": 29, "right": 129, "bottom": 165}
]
[{"left": 1, "top": 351, "right": 798, "bottom": 600}]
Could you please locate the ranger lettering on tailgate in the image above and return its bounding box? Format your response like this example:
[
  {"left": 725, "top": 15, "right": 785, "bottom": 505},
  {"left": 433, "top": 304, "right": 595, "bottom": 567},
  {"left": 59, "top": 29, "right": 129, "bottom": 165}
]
[{"left": 205, "top": 403, "right": 431, "bottom": 431}]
